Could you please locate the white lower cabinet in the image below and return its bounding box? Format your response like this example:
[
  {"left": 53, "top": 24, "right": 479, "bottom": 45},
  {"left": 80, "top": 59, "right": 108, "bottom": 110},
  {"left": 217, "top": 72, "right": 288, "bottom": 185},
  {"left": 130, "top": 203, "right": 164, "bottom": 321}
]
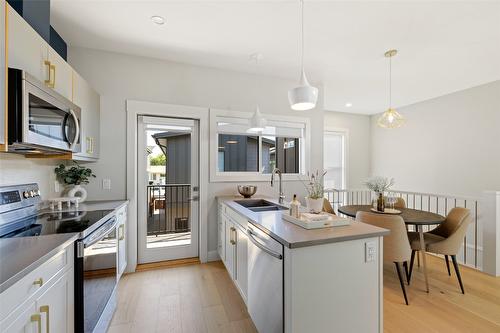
[
  {"left": 0, "top": 245, "right": 75, "bottom": 333},
  {"left": 219, "top": 202, "right": 248, "bottom": 303},
  {"left": 234, "top": 224, "right": 248, "bottom": 302}
]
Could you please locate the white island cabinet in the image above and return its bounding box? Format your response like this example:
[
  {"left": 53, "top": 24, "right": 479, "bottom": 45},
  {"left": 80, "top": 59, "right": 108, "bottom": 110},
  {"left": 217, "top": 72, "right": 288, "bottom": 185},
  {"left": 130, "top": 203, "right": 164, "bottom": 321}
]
[
  {"left": 218, "top": 197, "right": 387, "bottom": 333},
  {"left": 0, "top": 244, "right": 75, "bottom": 333}
]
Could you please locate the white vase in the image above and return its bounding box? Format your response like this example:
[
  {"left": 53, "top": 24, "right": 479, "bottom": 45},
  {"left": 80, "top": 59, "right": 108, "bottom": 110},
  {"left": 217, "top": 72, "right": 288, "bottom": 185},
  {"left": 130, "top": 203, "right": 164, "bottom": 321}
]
[
  {"left": 306, "top": 197, "right": 323, "bottom": 213},
  {"left": 67, "top": 184, "right": 88, "bottom": 203}
]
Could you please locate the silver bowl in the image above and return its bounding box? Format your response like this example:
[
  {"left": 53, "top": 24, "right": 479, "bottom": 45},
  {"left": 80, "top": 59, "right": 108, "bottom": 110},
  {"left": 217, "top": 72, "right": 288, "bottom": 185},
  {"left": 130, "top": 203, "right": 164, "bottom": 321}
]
[{"left": 238, "top": 185, "right": 257, "bottom": 198}]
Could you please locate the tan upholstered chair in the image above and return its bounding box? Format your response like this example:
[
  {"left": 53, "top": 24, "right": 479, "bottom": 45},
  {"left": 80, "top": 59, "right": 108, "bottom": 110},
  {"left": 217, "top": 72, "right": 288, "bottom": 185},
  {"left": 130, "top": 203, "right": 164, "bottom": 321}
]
[
  {"left": 408, "top": 207, "right": 471, "bottom": 293},
  {"left": 384, "top": 196, "right": 406, "bottom": 209},
  {"left": 322, "top": 198, "right": 336, "bottom": 215},
  {"left": 356, "top": 211, "right": 411, "bottom": 305}
]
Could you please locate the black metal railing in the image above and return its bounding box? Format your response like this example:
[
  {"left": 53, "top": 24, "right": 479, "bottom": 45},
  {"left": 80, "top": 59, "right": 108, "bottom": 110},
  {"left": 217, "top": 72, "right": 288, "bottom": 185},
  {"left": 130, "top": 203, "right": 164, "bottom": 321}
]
[
  {"left": 147, "top": 184, "right": 191, "bottom": 236},
  {"left": 325, "top": 188, "right": 481, "bottom": 270}
]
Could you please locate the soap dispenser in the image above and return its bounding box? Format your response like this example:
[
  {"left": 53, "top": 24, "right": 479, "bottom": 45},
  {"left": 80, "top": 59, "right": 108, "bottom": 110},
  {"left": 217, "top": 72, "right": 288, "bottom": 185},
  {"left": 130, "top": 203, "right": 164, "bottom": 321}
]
[{"left": 289, "top": 194, "right": 301, "bottom": 218}]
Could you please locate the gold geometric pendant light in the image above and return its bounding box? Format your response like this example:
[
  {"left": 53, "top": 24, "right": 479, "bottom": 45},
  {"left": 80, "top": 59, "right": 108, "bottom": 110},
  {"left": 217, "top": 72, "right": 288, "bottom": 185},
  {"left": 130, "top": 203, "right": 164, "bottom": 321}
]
[{"left": 378, "top": 49, "right": 405, "bottom": 128}]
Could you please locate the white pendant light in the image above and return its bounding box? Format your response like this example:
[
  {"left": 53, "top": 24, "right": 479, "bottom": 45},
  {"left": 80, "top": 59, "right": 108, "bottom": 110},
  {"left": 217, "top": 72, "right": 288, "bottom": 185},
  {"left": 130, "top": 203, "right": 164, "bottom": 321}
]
[
  {"left": 248, "top": 53, "right": 267, "bottom": 133},
  {"left": 378, "top": 49, "right": 405, "bottom": 128},
  {"left": 288, "top": 0, "right": 318, "bottom": 111},
  {"left": 248, "top": 105, "right": 267, "bottom": 132}
]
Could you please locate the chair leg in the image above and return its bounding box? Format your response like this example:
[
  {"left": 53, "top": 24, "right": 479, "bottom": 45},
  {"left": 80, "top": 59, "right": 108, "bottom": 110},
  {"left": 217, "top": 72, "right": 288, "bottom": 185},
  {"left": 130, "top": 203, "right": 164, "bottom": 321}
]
[
  {"left": 408, "top": 250, "right": 416, "bottom": 284},
  {"left": 445, "top": 255, "right": 451, "bottom": 276},
  {"left": 417, "top": 251, "right": 420, "bottom": 267},
  {"left": 403, "top": 261, "right": 410, "bottom": 285},
  {"left": 451, "top": 255, "right": 465, "bottom": 294},
  {"left": 394, "top": 262, "right": 409, "bottom": 305}
]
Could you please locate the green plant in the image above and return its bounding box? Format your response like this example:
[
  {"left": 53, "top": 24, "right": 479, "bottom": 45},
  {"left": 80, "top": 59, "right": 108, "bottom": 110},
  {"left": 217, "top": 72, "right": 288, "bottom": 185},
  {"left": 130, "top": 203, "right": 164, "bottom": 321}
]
[
  {"left": 150, "top": 154, "right": 166, "bottom": 166},
  {"left": 55, "top": 162, "right": 96, "bottom": 185},
  {"left": 299, "top": 170, "right": 327, "bottom": 199}
]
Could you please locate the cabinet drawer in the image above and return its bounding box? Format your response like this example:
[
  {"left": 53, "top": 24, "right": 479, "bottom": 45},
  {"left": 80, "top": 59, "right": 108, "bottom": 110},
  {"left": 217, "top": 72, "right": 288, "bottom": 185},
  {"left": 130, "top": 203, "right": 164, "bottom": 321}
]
[{"left": 0, "top": 245, "right": 73, "bottom": 320}]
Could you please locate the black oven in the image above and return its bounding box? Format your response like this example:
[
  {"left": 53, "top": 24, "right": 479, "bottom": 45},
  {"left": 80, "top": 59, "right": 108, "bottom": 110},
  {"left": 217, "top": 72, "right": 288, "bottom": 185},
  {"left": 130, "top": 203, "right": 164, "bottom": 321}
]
[
  {"left": 75, "top": 216, "right": 118, "bottom": 333},
  {"left": 7, "top": 68, "right": 81, "bottom": 154}
]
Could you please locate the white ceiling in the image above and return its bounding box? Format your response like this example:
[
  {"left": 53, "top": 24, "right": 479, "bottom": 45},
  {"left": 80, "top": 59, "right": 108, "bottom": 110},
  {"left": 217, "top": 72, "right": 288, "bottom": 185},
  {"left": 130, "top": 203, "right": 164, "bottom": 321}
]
[{"left": 50, "top": 0, "right": 500, "bottom": 114}]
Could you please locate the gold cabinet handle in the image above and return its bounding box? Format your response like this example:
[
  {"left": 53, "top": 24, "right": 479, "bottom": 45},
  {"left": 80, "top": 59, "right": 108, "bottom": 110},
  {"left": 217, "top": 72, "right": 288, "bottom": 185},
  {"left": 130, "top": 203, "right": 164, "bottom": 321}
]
[
  {"left": 40, "top": 305, "right": 50, "bottom": 333},
  {"left": 33, "top": 277, "right": 43, "bottom": 287},
  {"left": 44, "top": 60, "right": 51, "bottom": 86},
  {"left": 49, "top": 64, "right": 56, "bottom": 88},
  {"left": 118, "top": 224, "right": 125, "bottom": 241},
  {"left": 230, "top": 227, "right": 236, "bottom": 245},
  {"left": 30, "top": 313, "right": 42, "bottom": 333}
]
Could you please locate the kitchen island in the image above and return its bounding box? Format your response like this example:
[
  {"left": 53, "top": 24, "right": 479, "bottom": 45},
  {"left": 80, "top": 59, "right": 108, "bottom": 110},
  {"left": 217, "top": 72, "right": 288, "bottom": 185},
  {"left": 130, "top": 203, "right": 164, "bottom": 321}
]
[{"left": 218, "top": 196, "right": 389, "bottom": 333}]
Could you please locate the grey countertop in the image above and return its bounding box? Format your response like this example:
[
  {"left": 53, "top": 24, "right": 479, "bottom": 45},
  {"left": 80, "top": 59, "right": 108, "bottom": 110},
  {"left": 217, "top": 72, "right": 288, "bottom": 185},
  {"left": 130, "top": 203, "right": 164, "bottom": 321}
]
[
  {"left": 0, "top": 200, "right": 128, "bottom": 293},
  {"left": 218, "top": 196, "right": 389, "bottom": 249}
]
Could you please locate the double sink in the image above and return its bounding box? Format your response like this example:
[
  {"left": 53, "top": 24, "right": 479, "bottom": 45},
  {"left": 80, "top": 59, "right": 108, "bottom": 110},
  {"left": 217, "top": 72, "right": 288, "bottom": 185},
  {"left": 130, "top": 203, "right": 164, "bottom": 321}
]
[{"left": 235, "top": 199, "right": 288, "bottom": 213}]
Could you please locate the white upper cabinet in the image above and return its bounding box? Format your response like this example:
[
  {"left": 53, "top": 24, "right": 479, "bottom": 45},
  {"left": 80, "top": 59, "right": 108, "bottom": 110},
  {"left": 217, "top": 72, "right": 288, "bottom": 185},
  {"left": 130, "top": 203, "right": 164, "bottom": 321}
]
[
  {"left": 7, "top": 5, "right": 49, "bottom": 84},
  {"left": 72, "top": 71, "right": 100, "bottom": 160},
  {"left": 48, "top": 46, "right": 73, "bottom": 100},
  {"left": 0, "top": 1, "right": 5, "bottom": 147}
]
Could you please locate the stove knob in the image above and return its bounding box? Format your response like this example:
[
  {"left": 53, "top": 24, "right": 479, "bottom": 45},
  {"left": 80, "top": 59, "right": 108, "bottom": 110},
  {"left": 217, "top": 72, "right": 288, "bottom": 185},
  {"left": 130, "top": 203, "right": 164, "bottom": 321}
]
[
  {"left": 29, "top": 190, "right": 35, "bottom": 198},
  {"left": 23, "top": 191, "right": 30, "bottom": 199},
  {"left": 34, "top": 189, "right": 40, "bottom": 196}
]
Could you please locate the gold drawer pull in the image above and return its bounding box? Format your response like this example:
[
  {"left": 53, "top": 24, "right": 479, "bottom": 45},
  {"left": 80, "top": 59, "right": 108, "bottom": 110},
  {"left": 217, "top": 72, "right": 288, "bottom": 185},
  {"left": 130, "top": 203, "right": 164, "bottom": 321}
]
[
  {"left": 33, "top": 278, "right": 44, "bottom": 287},
  {"left": 31, "top": 313, "right": 42, "bottom": 333},
  {"left": 49, "top": 64, "right": 56, "bottom": 88},
  {"left": 40, "top": 305, "right": 50, "bottom": 333}
]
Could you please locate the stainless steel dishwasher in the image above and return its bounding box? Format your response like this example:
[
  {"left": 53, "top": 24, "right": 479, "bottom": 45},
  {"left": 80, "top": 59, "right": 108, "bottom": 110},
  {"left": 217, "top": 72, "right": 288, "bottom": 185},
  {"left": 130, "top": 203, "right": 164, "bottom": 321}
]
[{"left": 247, "top": 224, "right": 284, "bottom": 333}]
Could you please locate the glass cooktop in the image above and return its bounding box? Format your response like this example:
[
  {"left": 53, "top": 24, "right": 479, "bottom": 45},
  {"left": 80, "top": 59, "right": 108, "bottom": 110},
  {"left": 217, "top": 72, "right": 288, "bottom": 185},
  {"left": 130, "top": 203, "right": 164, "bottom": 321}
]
[{"left": 0, "top": 210, "right": 114, "bottom": 238}]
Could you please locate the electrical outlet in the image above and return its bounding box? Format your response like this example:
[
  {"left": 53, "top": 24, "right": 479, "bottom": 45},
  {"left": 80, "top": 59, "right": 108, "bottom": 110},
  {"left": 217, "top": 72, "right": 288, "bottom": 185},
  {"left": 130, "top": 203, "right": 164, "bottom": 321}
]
[
  {"left": 365, "top": 241, "right": 376, "bottom": 262},
  {"left": 102, "top": 179, "right": 111, "bottom": 190}
]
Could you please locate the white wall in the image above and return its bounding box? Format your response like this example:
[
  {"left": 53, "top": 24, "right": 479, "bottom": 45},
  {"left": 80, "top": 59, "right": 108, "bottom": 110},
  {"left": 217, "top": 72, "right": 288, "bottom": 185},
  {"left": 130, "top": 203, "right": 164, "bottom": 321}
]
[
  {"left": 324, "top": 112, "right": 371, "bottom": 189},
  {"left": 370, "top": 80, "right": 500, "bottom": 198},
  {"left": 67, "top": 47, "right": 325, "bottom": 257},
  {"left": 0, "top": 154, "right": 59, "bottom": 197}
]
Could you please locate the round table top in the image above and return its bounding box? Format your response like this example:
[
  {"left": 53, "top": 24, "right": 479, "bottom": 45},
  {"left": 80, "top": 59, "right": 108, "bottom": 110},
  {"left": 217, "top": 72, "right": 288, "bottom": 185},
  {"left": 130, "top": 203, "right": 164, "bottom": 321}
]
[{"left": 338, "top": 205, "right": 446, "bottom": 226}]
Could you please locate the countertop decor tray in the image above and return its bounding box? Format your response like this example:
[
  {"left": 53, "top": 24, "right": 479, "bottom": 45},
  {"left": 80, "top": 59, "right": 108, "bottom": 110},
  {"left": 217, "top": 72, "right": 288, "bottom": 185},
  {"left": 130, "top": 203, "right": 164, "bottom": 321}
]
[
  {"left": 283, "top": 212, "right": 351, "bottom": 229},
  {"left": 370, "top": 208, "right": 402, "bottom": 215}
]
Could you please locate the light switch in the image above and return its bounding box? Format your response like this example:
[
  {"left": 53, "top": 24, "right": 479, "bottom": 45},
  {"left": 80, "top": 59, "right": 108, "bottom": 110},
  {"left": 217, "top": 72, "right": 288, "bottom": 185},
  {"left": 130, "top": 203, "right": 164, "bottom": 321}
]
[
  {"left": 54, "top": 181, "right": 60, "bottom": 193},
  {"left": 102, "top": 179, "right": 111, "bottom": 190},
  {"left": 365, "top": 241, "right": 376, "bottom": 262}
]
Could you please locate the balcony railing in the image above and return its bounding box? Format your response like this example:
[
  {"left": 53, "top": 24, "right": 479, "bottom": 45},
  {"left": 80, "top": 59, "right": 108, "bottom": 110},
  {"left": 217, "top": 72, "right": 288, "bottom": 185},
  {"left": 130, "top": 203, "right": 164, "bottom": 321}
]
[
  {"left": 325, "top": 188, "right": 481, "bottom": 270},
  {"left": 147, "top": 184, "right": 191, "bottom": 236}
]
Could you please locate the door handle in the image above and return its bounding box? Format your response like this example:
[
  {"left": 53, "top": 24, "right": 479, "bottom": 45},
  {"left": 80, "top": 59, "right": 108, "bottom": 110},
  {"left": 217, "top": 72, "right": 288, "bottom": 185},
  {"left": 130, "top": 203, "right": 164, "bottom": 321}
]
[
  {"left": 31, "top": 313, "right": 42, "bottom": 333},
  {"left": 40, "top": 305, "right": 50, "bottom": 333},
  {"left": 118, "top": 224, "right": 125, "bottom": 241}
]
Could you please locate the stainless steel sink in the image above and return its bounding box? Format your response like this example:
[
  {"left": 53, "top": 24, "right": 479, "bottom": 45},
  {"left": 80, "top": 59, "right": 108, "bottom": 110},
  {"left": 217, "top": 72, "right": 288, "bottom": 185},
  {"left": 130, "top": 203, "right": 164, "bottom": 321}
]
[{"left": 234, "top": 199, "right": 287, "bottom": 212}]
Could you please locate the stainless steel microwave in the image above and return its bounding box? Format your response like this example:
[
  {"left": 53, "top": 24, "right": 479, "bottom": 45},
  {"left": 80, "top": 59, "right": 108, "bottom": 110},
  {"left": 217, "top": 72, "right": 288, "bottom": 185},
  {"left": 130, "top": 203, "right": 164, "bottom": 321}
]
[{"left": 7, "top": 68, "right": 81, "bottom": 154}]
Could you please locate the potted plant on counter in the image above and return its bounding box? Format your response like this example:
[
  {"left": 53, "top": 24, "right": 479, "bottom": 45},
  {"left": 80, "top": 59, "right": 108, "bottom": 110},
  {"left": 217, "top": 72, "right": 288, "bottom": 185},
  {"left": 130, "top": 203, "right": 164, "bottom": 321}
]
[
  {"left": 300, "top": 170, "right": 327, "bottom": 213},
  {"left": 55, "top": 162, "right": 96, "bottom": 203},
  {"left": 363, "top": 176, "right": 395, "bottom": 212}
]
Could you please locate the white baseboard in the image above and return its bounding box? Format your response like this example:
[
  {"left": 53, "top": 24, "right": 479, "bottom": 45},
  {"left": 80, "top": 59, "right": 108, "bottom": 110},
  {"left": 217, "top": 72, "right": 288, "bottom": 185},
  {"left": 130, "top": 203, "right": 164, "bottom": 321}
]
[{"left": 207, "top": 250, "right": 220, "bottom": 262}]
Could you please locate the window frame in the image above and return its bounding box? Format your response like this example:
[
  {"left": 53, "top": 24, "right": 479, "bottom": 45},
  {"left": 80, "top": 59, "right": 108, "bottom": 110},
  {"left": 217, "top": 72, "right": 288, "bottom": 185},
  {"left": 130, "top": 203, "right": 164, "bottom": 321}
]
[
  {"left": 323, "top": 127, "right": 349, "bottom": 190},
  {"left": 210, "top": 108, "right": 311, "bottom": 182}
]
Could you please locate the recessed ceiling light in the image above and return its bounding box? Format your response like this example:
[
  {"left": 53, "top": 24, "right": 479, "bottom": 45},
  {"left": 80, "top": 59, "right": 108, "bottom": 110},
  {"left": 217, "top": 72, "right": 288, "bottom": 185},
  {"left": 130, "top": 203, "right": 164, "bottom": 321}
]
[
  {"left": 151, "top": 15, "right": 165, "bottom": 25},
  {"left": 345, "top": 102, "right": 353, "bottom": 107}
]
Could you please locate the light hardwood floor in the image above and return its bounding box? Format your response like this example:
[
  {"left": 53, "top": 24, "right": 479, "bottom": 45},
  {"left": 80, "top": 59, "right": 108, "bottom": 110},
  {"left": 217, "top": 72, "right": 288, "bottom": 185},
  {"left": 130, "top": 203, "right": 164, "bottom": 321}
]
[
  {"left": 110, "top": 255, "right": 500, "bottom": 333},
  {"left": 109, "top": 261, "right": 257, "bottom": 333}
]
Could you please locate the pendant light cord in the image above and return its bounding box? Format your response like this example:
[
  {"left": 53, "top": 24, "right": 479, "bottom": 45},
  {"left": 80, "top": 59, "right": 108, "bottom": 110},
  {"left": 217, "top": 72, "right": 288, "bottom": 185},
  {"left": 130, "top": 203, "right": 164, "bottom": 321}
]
[
  {"left": 300, "top": 0, "right": 304, "bottom": 71},
  {"left": 389, "top": 54, "right": 392, "bottom": 108}
]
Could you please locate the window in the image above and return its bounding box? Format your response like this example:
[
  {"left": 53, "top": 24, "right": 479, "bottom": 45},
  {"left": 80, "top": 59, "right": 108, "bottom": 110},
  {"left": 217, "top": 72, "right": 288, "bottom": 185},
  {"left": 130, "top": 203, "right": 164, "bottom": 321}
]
[
  {"left": 324, "top": 130, "right": 347, "bottom": 189},
  {"left": 210, "top": 110, "right": 310, "bottom": 181}
]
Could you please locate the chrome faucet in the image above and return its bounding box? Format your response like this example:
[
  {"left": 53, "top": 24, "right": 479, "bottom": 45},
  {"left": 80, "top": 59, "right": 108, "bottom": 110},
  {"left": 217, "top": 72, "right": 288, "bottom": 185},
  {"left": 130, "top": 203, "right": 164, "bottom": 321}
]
[{"left": 270, "top": 168, "right": 285, "bottom": 204}]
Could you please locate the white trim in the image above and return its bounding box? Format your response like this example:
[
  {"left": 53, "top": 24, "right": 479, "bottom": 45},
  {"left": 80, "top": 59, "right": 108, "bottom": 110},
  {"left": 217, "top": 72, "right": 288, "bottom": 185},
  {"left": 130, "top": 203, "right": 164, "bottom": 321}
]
[
  {"left": 126, "top": 100, "right": 209, "bottom": 270},
  {"left": 210, "top": 108, "right": 311, "bottom": 182},
  {"left": 207, "top": 250, "right": 220, "bottom": 262},
  {"left": 324, "top": 127, "right": 349, "bottom": 189}
]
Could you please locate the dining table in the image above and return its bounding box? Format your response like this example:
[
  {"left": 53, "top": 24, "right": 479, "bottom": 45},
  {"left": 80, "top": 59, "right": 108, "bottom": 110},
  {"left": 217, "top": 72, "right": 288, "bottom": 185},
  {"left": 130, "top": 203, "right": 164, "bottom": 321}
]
[{"left": 337, "top": 204, "right": 446, "bottom": 292}]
